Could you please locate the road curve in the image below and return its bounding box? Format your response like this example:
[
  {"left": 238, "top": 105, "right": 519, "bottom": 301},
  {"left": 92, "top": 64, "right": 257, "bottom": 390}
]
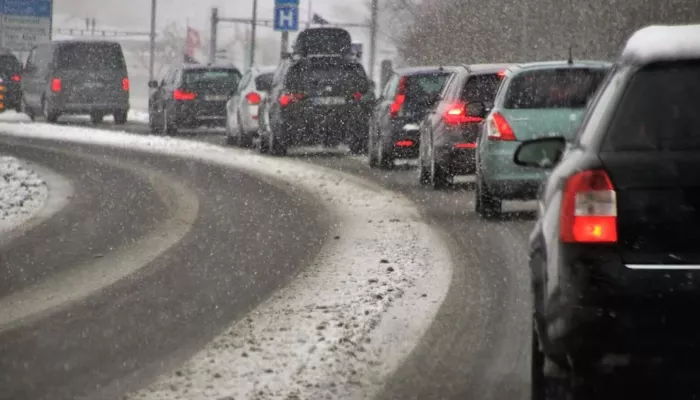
[{"left": 0, "top": 137, "right": 330, "bottom": 400}]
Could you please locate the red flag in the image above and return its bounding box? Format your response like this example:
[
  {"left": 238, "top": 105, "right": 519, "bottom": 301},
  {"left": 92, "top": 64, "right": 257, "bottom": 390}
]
[{"left": 185, "top": 26, "right": 201, "bottom": 62}]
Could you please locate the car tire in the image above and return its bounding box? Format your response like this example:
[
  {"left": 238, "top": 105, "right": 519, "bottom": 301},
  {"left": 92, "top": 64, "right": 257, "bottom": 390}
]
[
  {"left": 113, "top": 110, "right": 128, "bottom": 125},
  {"left": 418, "top": 156, "right": 430, "bottom": 185},
  {"left": 90, "top": 112, "right": 104, "bottom": 125},
  {"left": 268, "top": 127, "right": 287, "bottom": 156},
  {"left": 21, "top": 97, "right": 35, "bottom": 122},
  {"left": 348, "top": 133, "right": 368, "bottom": 155},
  {"left": 377, "top": 140, "right": 394, "bottom": 170},
  {"left": 42, "top": 98, "right": 59, "bottom": 123},
  {"left": 162, "top": 108, "right": 177, "bottom": 136},
  {"left": 238, "top": 118, "right": 254, "bottom": 148},
  {"left": 368, "top": 127, "right": 379, "bottom": 168},
  {"left": 476, "top": 174, "right": 502, "bottom": 219},
  {"left": 430, "top": 152, "right": 449, "bottom": 189}
]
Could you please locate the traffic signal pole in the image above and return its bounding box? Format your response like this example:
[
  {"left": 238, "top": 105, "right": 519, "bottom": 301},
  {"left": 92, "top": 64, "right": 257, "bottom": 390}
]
[{"left": 368, "top": 0, "right": 378, "bottom": 81}]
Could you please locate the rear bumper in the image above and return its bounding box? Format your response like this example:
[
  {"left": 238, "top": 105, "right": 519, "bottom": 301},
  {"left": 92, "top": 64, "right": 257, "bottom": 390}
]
[
  {"left": 48, "top": 92, "right": 129, "bottom": 114},
  {"left": 382, "top": 120, "right": 421, "bottom": 159},
  {"left": 480, "top": 140, "right": 546, "bottom": 199},
  {"left": 546, "top": 245, "right": 700, "bottom": 363},
  {"left": 279, "top": 106, "right": 370, "bottom": 145},
  {"left": 175, "top": 101, "right": 227, "bottom": 126},
  {"left": 433, "top": 123, "right": 481, "bottom": 174}
]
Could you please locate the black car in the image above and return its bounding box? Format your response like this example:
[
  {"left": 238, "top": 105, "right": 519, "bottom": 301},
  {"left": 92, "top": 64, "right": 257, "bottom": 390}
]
[
  {"left": 417, "top": 64, "right": 509, "bottom": 188},
  {"left": 21, "top": 40, "right": 130, "bottom": 124},
  {"left": 368, "top": 66, "right": 457, "bottom": 169},
  {"left": 0, "top": 50, "right": 22, "bottom": 112},
  {"left": 258, "top": 54, "right": 373, "bottom": 155},
  {"left": 148, "top": 64, "right": 242, "bottom": 134},
  {"left": 520, "top": 24, "right": 700, "bottom": 398}
]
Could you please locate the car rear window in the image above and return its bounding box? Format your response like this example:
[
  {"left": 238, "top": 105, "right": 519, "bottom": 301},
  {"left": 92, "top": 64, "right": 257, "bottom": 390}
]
[
  {"left": 255, "top": 73, "right": 274, "bottom": 92},
  {"left": 56, "top": 43, "right": 126, "bottom": 70},
  {"left": 604, "top": 61, "right": 700, "bottom": 151},
  {"left": 504, "top": 67, "right": 608, "bottom": 109},
  {"left": 0, "top": 54, "right": 20, "bottom": 75},
  {"left": 285, "top": 61, "right": 368, "bottom": 92},
  {"left": 461, "top": 73, "right": 502, "bottom": 102},
  {"left": 184, "top": 69, "right": 241, "bottom": 88},
  {"left": 404, "top": 72, "right": 450, "bottom": 103}
]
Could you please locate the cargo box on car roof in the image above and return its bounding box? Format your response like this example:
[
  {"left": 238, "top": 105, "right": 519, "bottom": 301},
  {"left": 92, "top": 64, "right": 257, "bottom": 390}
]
[{"left": 293, "top": 27, "right": 352, "bottom": 57}]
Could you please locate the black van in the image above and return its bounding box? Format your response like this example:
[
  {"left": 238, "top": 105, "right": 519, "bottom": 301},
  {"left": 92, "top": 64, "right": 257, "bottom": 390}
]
[{"left": 21, "top": 40, "right": 130, "bottom": 124}]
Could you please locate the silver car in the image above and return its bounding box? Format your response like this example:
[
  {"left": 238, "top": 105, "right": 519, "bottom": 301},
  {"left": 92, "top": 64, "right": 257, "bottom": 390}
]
[{"left": 225, "top": 65, "right": 277, "bottom": 147}]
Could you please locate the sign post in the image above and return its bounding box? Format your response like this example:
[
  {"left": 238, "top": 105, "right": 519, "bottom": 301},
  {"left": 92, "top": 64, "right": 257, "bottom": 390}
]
[
  {"left": 0, "top": 0, "right": 53, "bottom": 52},
  {"left": 273, "top": 0, "right": 299, "bottom": 58}
]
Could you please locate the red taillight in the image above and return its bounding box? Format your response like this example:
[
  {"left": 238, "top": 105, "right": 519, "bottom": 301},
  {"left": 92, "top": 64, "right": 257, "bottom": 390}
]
[
  {"left": 560, "top": 169, "right": 617, "bottom": 243},
  {"left": 122, "top": 77, "right": 130, "bottom": 91},
  {"left": 389, "top": 76, "right": 407, "bottom": 118},
  {"left": 395, "top": 140, "right": 415, "bottom": 147},
  {"left": 488, "top": 112, "right": 516, "bottom": 141},
  {"left": 454, "top": 143, "right": 477, "bottom": 149},
  {"left": 279, "top": 92, "right": 304, "bottom": 107},
  {"left": 51, "top": 78, "right": 61, "bottom": 92},
  {"left": 353, "top": 92, "right": 363, "bottom": 101},
  {"left": 10, "top": 75, "right": 20, "bottom": 82},
  {"left": 497, "top": 70, "right": 506, "bottom": 78},
  {"left": 246, "top": 92, "right": 262, "bottom": 105},
  {"left": 443, "top": 103, "right": 483, "bottom": 125},
  {"left": 173, "top": 88, "right": 196, "bottom": 100}
]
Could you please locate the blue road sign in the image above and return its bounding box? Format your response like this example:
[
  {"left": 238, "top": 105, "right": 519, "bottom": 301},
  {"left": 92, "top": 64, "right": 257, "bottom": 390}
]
[
  {"left": 1, "top": 0, "right": 52, "bottom": 18},
  {"left": 0, "top": 0, "right": 53, "bottom": 51},
  {"left": 275, "top": 0, "right": 300, "bottom": 5},
  {"left": 274, "top": 4, "right": 299, "bottom": 32}
]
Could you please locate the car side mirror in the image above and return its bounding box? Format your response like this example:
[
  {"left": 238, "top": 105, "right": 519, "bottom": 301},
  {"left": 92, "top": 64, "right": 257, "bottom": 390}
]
[
  {"left": 466, "top": 102, "right": 487, "bottom": 118},
  {"left": 148, "top": 80, "right": 159, "bottom": 89},
  {"left": 513, "top": 137, "right": 567, "bottom": 169}
]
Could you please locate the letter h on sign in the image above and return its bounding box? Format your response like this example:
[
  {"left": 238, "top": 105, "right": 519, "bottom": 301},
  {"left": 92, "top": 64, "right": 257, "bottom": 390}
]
[{"left": 274, "top": 3, "right": 299, "bottom": 32}]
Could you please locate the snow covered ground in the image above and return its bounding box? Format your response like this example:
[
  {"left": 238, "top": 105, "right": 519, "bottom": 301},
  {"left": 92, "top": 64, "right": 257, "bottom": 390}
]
[
  {"left": 0, "top": 110, "right": 150, "bottom": 124},
  {"left": 0, "top": 155, "right": 48, "bottom": 233},
  {"left": 0, "top": 122, "right": 453, "bottom": 399}
]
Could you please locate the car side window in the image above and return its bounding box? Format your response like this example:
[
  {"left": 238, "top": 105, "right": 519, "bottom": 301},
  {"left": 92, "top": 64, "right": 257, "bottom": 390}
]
[
  {"left": 169, "top": 69, "right": 181, "bottom": 86},
  {"left": 33, "top": 46, "right": 50, "bottom": 75},
  {"left": 271, "top": 62, "right": 286, "bottom": 88},
  {"left": 576, "top": 67, "right": 624, "bottom": 148}
]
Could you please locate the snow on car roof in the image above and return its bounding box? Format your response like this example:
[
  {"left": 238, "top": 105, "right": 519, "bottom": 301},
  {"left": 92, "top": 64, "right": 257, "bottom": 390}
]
[{"left": 621, "top": 24, "right": 700, "bottom": 64}]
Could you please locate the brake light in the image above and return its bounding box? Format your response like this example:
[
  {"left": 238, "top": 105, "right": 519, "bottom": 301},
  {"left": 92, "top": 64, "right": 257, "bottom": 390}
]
[
  {"left": 246, "top": 92, "right": 262, "bottom": 105},
  {"left": 353, "top": 92, "right": 363, "bottom": 101},
  {"left": 560, "top": 169, "right": 617, "bottom": 243},
  {"left": 454, "top": 143, "right": 477, "bottom": 149},
  {"left": 497, "top": 70, "right": 506, "bottom": 78},
  {"left": 488, "top": 112, "right": 516, "bottom": 141},
  {"left": 443, "top": 103, "right": 483, "bottom": 125},
  {"left": 389, "top": 76, "right": 407, "bottom": 118},
  {"left": 395, "top": 140, "right": 415, "bottom": 147},
  {"left": 279, "top": 92, "right": 304, "bottom": 107},
  {"left": 122, "top": 77, "right": 130, "bottom": 91},
  {"left": 10, "top": 75, "right": 20, "bottom": 82},
  {"left": 51, "top": 78, "right": 61, "bottom": 92},
  {"left": 173, "top": 88, "right": 196, "bottom": 100}
]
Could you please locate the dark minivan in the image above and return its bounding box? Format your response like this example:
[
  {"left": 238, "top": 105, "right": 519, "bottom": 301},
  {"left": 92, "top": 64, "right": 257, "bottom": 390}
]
[
  {"left": 21, "top": 40, "right": 130, "bottom": 124},
  {"left": 0, "top": 49, "right": 23, "bottom": 112}
]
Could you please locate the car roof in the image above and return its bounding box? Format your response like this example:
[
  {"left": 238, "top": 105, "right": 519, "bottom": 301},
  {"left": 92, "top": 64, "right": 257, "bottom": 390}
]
[
  {"left": 508, "top": 60, "right": 612, "bottom": 73},
  {"left": 52, "top": 40, "right": 121, "bottom": 46},
  {"left": 394, "top": 65, "right": 461, "bottom": 76},
  {"left": 620, "top": 24, "right": 700, "bottom": 65}
]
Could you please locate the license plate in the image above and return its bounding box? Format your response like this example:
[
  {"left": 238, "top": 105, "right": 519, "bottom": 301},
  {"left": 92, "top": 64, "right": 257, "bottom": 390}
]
[
  {"left": 205, "top": 95, "right": 228, "bottom": 101},
  {"left": 313, "top": 97, "right": 346, "bottom": 106}
]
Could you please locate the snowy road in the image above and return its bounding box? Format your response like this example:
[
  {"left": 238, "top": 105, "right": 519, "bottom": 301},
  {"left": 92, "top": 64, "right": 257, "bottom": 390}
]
[{"left": 39, "top": 118, "right": 536, "bottom": 400}]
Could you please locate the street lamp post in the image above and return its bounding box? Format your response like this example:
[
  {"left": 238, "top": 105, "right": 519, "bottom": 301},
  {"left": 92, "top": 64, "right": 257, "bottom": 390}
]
[{"left": 148, "top": 0, "right": 156, "bottom": 83}]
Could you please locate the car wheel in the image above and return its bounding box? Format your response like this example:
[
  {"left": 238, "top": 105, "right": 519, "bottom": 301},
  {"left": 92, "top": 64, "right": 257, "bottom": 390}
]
[
  {"left": 21, "top": 97, "right": 35, "bottom": 122},
  {"left": 42, "top": 98, "right": 59, "bottom": 123},
  {"left": 418, "top": 154, "right": 430, "bottom": 186},
  {"left": 368, "top": 127, "right": 379, "bottom": 168},
  {"left": 268, "top": 126, "right": 287, "bottom": 156},
  {"left": 377, "top": 139, "right": 394, "bottom": 170},
  {"left": 113, "top": 110, "right": 128, "bottom": 125},
  {"left": 348, "top": 131, "right": 368, "bottom": 155},
  {"left": 430, "top": 151, "right": 449, "bottom": 189},
  {"left": 90, "top": 112, "right": 104, "bottom": 125},
  {"left": 476, "top": 174, "right": 502, "bottom": 219},
  {"left": 162, "top": 108, "right": 177, "bottom": 136},
  {"left": 237, "top": 116, "right": 254, "bottom": 148}
]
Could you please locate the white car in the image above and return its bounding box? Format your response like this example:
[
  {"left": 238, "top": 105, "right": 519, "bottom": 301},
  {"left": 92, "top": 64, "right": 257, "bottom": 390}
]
[{"left": 225, "top": 65, "right": 277, "bottom": 147}]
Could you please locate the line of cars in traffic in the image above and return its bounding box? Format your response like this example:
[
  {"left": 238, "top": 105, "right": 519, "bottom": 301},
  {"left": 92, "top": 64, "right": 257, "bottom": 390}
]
[{"left": 225, "top": 24, "right": 700, "bottom": 398}]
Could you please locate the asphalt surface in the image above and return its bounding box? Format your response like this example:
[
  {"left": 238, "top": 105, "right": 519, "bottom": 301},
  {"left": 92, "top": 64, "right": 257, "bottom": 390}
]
[
  {"left": 0, "top": 136, "right": 330, "bottom": 400},
  {"left": 71, "top": 119, "right": 536, "bottom": 400}
]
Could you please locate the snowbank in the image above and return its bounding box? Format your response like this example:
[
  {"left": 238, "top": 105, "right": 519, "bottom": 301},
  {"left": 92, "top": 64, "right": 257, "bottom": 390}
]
[
  {"left": 0, "top": 122, "right": 453, "bottom": 400},
  {"left": 0, "top": 155, "right": 48, "bottom": 233},
  {"left": 0, "top": 110, "right": 149, "bottom": 124}
]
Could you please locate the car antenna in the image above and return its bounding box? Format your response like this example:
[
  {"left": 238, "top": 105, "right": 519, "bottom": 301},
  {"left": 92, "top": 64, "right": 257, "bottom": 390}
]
[
  {"left": 567, "top": 45, "right": 574, "bottom": 65},
  {"left": 438, "top": 64, "right": 444, "bottom": 71}
]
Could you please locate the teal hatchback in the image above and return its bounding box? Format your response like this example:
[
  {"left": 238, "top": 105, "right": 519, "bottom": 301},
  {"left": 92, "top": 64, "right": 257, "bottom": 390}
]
[{"left": 474, "top": 61, "right": 611, "bottom": 218}]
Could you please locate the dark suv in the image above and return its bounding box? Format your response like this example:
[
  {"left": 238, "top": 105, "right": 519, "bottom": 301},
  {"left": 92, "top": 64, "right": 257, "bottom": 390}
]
[
  {"left": 521, "top": 24, "right": 700, "bottom": 398},
  {"left": 21, "top": 41, "right": 130, "bottom": 124},
  {"left": 258, "top": 28, "right": 373, "bottom": 155}
]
